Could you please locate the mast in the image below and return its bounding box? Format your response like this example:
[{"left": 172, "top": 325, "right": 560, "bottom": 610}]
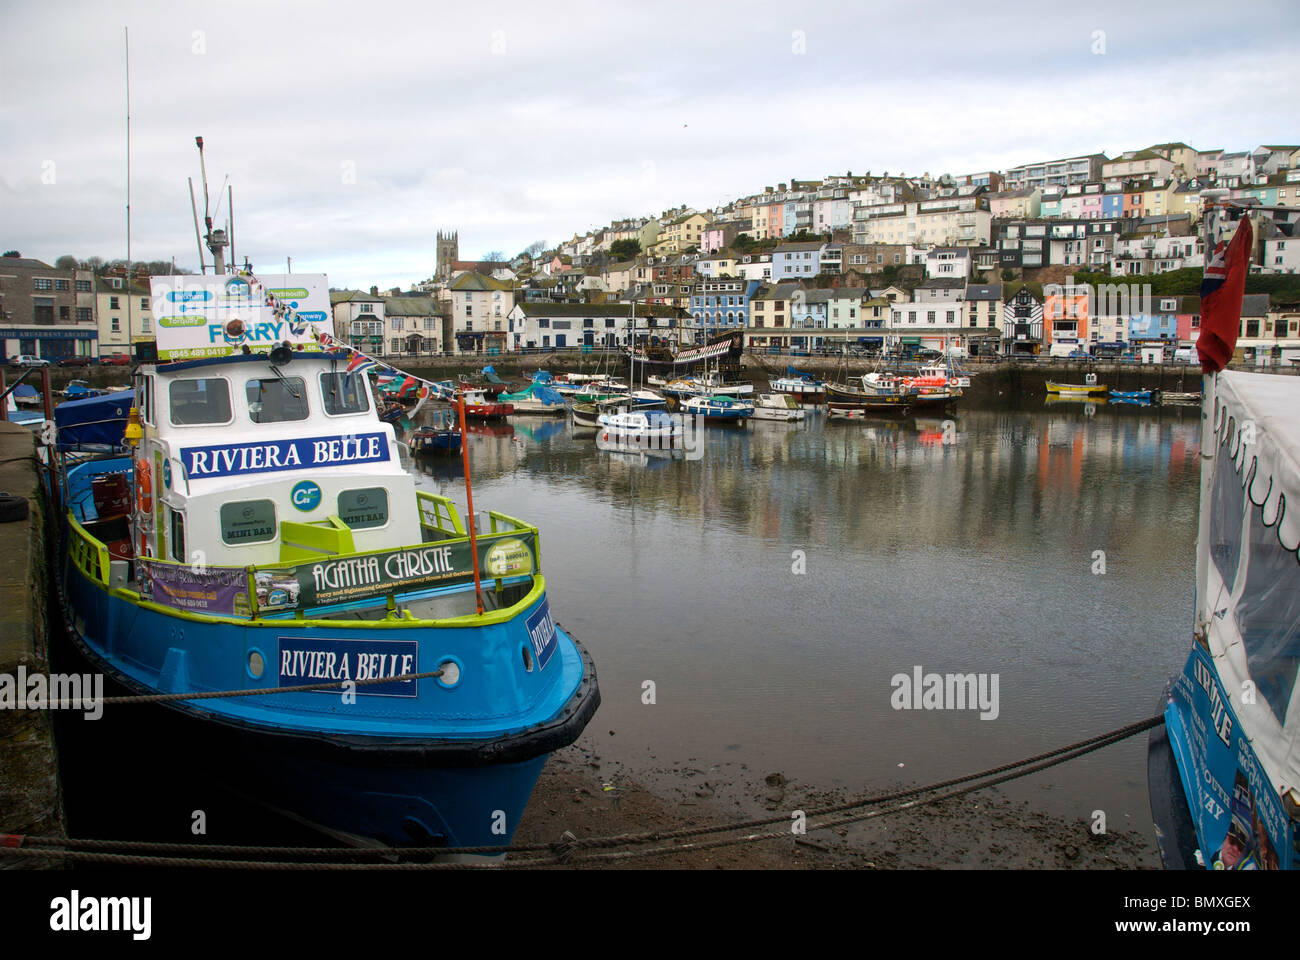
[{"left": 124, "top": 27, "right": 132, "bottom": 351}]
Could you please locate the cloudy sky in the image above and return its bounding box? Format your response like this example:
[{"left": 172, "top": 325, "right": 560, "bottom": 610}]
[{"left": 3, "top": 0, "right": 1298, "bottom": 289}]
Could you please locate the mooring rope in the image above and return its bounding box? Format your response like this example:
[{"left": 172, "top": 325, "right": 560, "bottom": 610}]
[
  {"left": 0, "top": 713, "right": 1164, "bottom": 868},
  {"left": 22, "top": 669, "right": 444, "bottom": 708}
]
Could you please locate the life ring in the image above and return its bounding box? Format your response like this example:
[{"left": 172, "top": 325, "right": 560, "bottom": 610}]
[{"left": 135, "top": 458, "right": 153, "bottom": 513}]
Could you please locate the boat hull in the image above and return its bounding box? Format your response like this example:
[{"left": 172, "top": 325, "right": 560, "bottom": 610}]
[{"left": 56, "top": 539, "right": 599, "bottom": 851}]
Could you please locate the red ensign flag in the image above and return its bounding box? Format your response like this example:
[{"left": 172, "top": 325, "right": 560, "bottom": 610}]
[{"left": 1197, "top": 214, "right": 1253, "bottom": 374}]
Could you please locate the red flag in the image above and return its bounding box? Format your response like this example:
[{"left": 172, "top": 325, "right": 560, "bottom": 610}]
[{"left": 1197, "top": 214, "right": 1253, "bottom": 374}]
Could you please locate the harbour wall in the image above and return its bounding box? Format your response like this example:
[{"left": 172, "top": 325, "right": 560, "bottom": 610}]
[
  {"left": 46, "top": 356, "right": 1259, "bottom": 408},
  {"left": 0, "top": 423, "right": 66, "bottom": 866}
]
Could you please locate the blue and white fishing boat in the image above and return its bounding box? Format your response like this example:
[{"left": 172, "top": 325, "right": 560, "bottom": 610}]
[
  {"left": 681, "top": 394, "right": 754, "bottom": 421},
  {"left": 48, "top": 272, "right": 599, "bottom": 854},
  {"left": 1149, "top": 369, "right": 1300, "bottom": 870},
  {"left": 770, "top": 366, "right": 827, "bottom": 402}
]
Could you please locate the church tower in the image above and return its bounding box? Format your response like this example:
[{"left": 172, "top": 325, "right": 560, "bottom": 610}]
[{"left": 436, "top": 230, "right": 459, "bottom": 282}]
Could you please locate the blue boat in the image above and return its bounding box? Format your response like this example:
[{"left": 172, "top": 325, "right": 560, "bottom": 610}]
[
  {"left": 49, "top": 319, "right": 598, "bottom": 854},
  {"left": 681, "top": 394, "right": 754, "bottom": 421},
  {"left": 1150, "top": 371, "right": 1299, "bottom": 870},
  {"left": 1108, "top": 389, "right": 1158, "bottom": 404}
]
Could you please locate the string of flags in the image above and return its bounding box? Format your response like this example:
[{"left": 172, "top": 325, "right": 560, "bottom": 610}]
[{"left": 231, "top": 266, "right": 477, "bottom": 405}]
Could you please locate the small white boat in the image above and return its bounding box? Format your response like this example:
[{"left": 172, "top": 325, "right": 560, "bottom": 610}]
[
  {"left": 596, "top": 408, "right": 682, "bottom": 442},
  {"left": 752, "top": 393, "right": 805, "bottom": 421}
]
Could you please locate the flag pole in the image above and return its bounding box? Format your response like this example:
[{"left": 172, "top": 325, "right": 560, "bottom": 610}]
[
  {"left": 458, "top": 392, "right": 486, "bottom": 616},
  {"left": 1194, "top": 189, "right": 1228, "bottom": 639}
]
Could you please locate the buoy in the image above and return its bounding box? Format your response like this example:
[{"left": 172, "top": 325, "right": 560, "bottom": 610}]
[{"left": 135, "top": 458, "right": 153, "bottom": 513}]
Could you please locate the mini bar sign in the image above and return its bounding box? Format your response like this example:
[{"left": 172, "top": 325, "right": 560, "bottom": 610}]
[
  {"left": 181, "top": 432, "right": 389, "bottom": 479},
  {"left": 278, "top": 636, "right": 419, "bottom": 698}
]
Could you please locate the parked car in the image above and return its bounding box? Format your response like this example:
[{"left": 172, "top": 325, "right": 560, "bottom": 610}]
[
  {"left": 7, "top": 355, "right": 49, "bottom": 367},
  {"left": 56, "top": 355, "right": 95, "bottom": 367},
  {"left": 99, "top": 353, "right": 132, "bottom": 366}
]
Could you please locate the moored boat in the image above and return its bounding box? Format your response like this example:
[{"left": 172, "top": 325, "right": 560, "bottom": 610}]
[
  {"left": 1150, "top": 369, "right": 1300, "bottom": 870},
  {"left": 680, "top": 394, "right": 754, "bottom": 421},
  {"left": 48, "top": 271, "right": 599, "bottom": 854},
  {"left": 752, "top": 393, "right": 805, "bottom": 421},
  {"left": 770, "top": 367, "right": 827, "bottom": 403}
]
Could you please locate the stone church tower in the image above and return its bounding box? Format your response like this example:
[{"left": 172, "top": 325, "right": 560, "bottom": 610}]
[{"left": 436, "top": 230, "right": 459, "bottom": 282}]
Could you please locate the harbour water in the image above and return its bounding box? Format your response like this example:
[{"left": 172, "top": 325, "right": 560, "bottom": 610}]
[{"left": 411, "top": 400, "right": 1202, "bottom": 840}]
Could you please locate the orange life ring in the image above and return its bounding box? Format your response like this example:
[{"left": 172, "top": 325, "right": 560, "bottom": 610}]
[{"left": 135, "top": 458, "right": 153, "bottom": 513}]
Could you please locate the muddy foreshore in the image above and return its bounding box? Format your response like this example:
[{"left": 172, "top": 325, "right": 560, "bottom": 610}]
[{"left": 513, "top": 736, "right": 1159, "bottom": 869}]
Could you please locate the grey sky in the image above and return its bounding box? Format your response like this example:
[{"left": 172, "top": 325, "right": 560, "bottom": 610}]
[{"left": 3, "top": 0, "right": 1298, "bottom": 289}]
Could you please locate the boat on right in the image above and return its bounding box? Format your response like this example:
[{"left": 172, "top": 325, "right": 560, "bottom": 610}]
[{"left": 1150, "top": 369, "right": 1299, "bottom": 870}]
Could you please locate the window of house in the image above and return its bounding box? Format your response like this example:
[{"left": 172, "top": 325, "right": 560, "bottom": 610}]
[
  {"left": 110, "top": 296, "right": 120, "bottom": 309},
  {"left": 33, "top": 278, "right": 53, "bottom": 291}
]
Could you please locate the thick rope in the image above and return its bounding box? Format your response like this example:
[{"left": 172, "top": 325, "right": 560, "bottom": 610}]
[
  {"left": 0, "top": 714, "right": 1163, "bottom": 868},
  {"left": 23, "top": 669, "right": 444, "bottom": 709}
]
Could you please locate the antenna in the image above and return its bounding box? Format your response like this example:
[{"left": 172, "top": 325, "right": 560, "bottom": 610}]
[
  {"left": 188, "top": 177, "right": 207, "bottom": 273},
  {"left": 194, "top": 137, "right": 227, "bottom": 274},
  {"left": 125, "top": 26, "right": 132, "bottom": 349}
]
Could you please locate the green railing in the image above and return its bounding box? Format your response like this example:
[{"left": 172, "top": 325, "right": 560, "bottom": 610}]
[{"left": 71, "top": 493, "right": 541, "bottom": 621}]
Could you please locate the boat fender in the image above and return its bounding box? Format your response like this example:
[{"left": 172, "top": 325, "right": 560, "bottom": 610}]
[
  {"left": 135, "top": 458, "right": 153, "bottom": 513},
  {"left": 0, "top": 492, "right": 28, "bottom": 523}
]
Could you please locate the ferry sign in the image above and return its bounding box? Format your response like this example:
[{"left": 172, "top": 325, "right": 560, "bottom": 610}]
[
  {"left": 180, "top": 432, "right": 390, "bottom": 479},
  {"left": 149, "top": 273, "right": 333, "bottom": 360}
]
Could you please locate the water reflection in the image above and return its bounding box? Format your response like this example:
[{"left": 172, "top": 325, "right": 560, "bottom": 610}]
[{"left": 401, "top": 400, "right": 1201, "bottom": 831}]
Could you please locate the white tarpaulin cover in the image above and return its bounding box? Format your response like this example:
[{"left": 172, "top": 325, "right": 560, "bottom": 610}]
[{"left": 1205, "top": 370, "right": 1300, "bottom": 800}]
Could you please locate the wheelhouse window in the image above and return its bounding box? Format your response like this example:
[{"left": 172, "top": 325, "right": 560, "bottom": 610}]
[
  {"left": 337, "top": 488, "right": 389, "bottom": 529},
  {"left": 169, "top": 378, "right": 232, "bottom": 425},
  {"left": 219, "top": 500, "right": 278, "bottom": 545},
  {"left": 245, "top": 377, "right": 309, "bottom": 423},
  {"left": 320, "top": 372, "right": 370, "bottom": 415}
]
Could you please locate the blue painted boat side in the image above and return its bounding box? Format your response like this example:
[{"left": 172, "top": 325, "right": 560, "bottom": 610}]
[{"left": 65, "top": 560, "right": 587, "bottom": 743}]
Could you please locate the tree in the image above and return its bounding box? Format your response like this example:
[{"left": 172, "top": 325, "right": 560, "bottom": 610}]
[
  {"left": 1001, "top": 268, "right": 1015, "bottom": 282},
  {"left": 523, "top": 240, "right": 548, "bottom": 259},
  {"left": 55, "top": 255, "right": 78, "bottom": 269},
  {"left": 732, "top": 233, "right": 756, "bottom": 253},
  {"left": 2, "top": 251, "right": 20, "bottom": 259},
  {"left": 609, "top": 238, "right": 641, "bottom": 260},
  {"left": 481, "top": 250, "right": 506, "bottom": 263}
]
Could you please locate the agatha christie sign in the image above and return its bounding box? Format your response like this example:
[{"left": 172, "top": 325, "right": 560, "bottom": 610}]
[
  {"left": 253, "top": 532, "right": 536, "bottom": 610},
  {"left": 277, "top": 636, "right": 420, "bottom": 698},
  {"left": 149, "top": 273, "right": 331, "bottom": 360},
  {"left": 180, "top": 432, "right": 390, "bottom": 479}
]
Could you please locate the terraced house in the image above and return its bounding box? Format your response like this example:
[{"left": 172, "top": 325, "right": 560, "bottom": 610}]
[
  {"left": 448, "top": 272, "right": 515, "bottom": 355},
  {"left": 746, "top": 282, "right": 801, "bottom": 350},
  {"left": 691, "top": 277, "right": 761, "bottom": 337},
  {"left": 653, "top": 213, "right": 711, "bottom": 254}
]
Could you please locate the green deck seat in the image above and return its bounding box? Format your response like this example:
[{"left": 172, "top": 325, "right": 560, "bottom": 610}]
[{"left": 279, "top": 516, "right": 357, "bottom": 562}]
